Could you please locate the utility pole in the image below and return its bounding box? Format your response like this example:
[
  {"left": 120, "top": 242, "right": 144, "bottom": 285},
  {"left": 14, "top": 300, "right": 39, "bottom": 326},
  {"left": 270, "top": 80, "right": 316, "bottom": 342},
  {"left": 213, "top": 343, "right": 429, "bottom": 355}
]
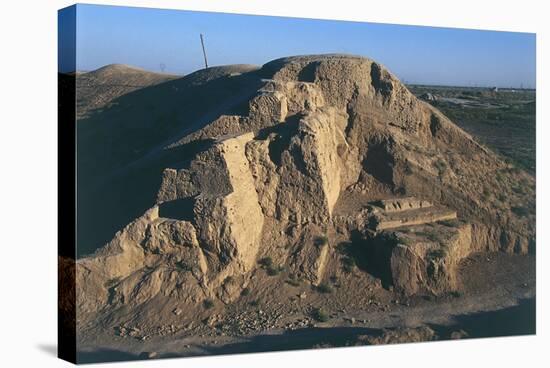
[{"left": 200, "top": 33, "right": 208, "bottom": 69}]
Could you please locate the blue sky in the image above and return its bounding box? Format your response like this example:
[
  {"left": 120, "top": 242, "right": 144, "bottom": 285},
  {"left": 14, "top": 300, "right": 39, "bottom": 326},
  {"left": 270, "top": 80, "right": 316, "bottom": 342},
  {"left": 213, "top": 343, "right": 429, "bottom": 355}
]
[{"left": 59, "top": 4, "right": 536, "bottom": 88}]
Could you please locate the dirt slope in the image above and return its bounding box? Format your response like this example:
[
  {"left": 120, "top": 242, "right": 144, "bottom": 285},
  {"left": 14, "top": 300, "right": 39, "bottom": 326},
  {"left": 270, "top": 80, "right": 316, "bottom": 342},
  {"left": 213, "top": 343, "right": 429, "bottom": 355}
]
[{"left": 76, "top": 64, "right": 179, "bottom": 119}]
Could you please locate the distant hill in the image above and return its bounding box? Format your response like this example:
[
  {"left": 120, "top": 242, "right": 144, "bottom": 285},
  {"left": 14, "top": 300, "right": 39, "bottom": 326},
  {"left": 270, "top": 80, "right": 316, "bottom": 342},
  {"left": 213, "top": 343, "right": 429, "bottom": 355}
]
[{"left": 75, "top": 64, "right": 179, "bottom": 119}]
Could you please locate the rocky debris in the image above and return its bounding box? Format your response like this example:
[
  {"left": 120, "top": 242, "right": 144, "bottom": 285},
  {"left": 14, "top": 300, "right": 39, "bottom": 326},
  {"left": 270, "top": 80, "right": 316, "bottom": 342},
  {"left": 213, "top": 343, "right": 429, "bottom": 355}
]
[
  {"left": 115, "top": 322, "right": 196, "bottom": 341},
  {"left": 344, "top": 317, "right": 356, "bottom": 324},
  {"left": 139, "top": 351, "right": 158, "bottom": 359},
  {"left": 450, "top": 329, "right": 469, "bottom": 339},
  {"left": 115, "top": 325, "right": 143, "bottom": 338},
  {"left": 143, "top": 220, "right": 200, "bottom": 253},
  {"left": 357, "top": 326, "right": 436, "bottom": 345},
  {"left": 285, "top": 318, "right": 314, "bottom": 330},
  {"left": 204, "top": 309, "right": 286, "bottom": 336}
]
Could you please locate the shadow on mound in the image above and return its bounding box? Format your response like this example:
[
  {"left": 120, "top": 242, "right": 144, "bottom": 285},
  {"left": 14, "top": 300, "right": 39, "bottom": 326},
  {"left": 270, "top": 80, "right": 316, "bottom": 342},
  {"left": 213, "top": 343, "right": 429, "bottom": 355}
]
[
  {"left": 338, "top": 230, "right": 396, "bottom": 289},
  {"left": 158, "top": 197, "right": 196, "bottom": 221},
  {"left": 76, "top": 139, "right": 213, "bottom": 258}
]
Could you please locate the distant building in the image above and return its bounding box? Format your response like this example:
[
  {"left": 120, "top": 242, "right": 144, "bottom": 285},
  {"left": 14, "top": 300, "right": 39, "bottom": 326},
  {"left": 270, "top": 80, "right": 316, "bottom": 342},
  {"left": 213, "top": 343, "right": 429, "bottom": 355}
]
[{"left": 420, "top": 92, "right": 438, "bottom": 102}]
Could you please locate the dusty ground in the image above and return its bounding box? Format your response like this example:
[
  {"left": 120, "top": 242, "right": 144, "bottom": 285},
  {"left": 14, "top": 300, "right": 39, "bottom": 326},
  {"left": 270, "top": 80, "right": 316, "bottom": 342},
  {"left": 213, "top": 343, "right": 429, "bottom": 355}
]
[{"left": 76, "top": 252, "right": 535, "bottom": 363}]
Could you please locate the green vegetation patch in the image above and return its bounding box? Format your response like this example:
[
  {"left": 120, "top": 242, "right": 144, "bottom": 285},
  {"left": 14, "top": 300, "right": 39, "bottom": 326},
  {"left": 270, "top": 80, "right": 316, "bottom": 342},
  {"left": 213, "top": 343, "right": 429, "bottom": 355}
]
[
  {"left": 312, "top": 307, "right": 330, "bottom": 322},
  {"left": 511, "top": 206, "right": 530, "bottom": 217},
  {"left": 316, "top": 283, "right": 333, "bottom": 294},
  {"left": 203, "top": 299, "right": 214, "bottom": 309},
  {"left": 314, "top": 235, "right": 329, "bottom": 247}
]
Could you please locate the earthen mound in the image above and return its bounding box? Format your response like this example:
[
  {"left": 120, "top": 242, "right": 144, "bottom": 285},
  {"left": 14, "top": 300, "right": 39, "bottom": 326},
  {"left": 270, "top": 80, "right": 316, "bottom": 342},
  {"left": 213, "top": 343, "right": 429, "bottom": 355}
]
[{"left": 74, "top": 54, "right": 535, "bottom": 336}]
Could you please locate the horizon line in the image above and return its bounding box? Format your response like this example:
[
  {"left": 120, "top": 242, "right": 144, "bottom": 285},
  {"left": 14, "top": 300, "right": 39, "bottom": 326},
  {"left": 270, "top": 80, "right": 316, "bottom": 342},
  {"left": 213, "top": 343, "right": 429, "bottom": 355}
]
[{"left": 59, "top": 62, "right": 537, "bottom": 90}]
